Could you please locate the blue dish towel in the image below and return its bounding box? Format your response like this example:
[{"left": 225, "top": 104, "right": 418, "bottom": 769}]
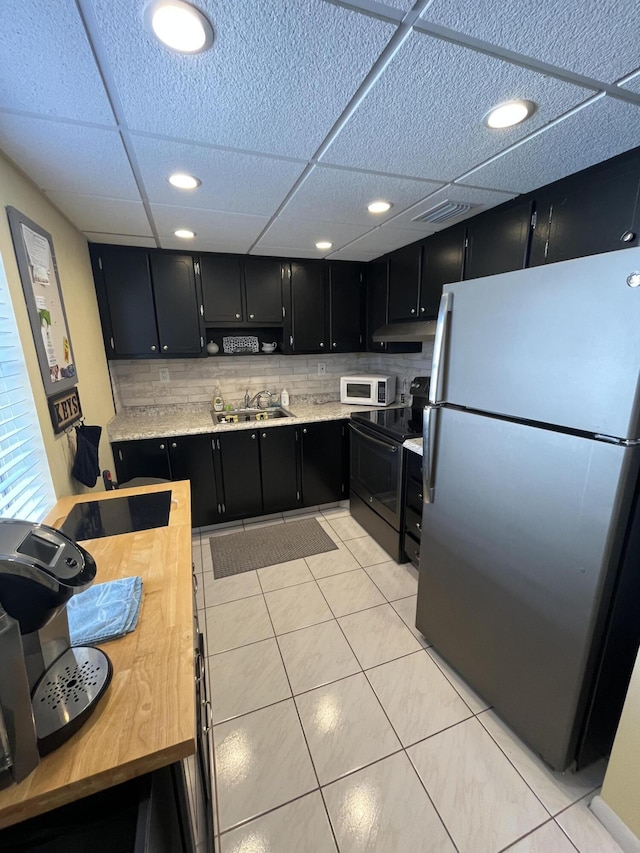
[{"left": 68, "top": 576, "right": 143, "bottom": 646}]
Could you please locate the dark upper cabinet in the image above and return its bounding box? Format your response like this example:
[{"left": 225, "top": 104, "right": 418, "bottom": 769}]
[
  {"left": 259, "top": 427, "right": 299, "bottom": 513},
  {"left": 91, "top": 245, "right": 203, "bottom": 358},
  {"left": 290, "top": 261, "right": 329, "bottom": 353},
  {"left": 150, "top": 253, "right": 203, "bottom": 355},
  {"left": 244, "top": 257, "right": 284, "bottom": 324},
  {"left": 216, "top": 430, "right": 263, "bottom": 520},
  {"left": 200, "top": 254, "right": 243, "bottom": 323},
  {"left": 201, "top": 254, "right": 283, "bottom": 325},
  {"left": 366, "top": 259, "right": 388, "bottom": 352},
  {"left": 529, "top": 150, "right": 640, "bottom": 266},
  {"left": 328, "top": 262, "right": 364, "bottom": 352},
  {"left": 299, "top": 420, "right": 347, "bottom": 506},
  {"left": 387, "top": 242, "right": 422, "bottom": 321},
  {"left": 464, "top": 198, "right": 534, "bottom": 280},
  {"left": 420, "top": 224, "right": 466, "bottom": 317}
]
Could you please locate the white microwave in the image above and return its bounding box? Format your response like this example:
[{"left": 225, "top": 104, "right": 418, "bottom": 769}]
[{"left": 340, "top": 375, "right": 396, "bottom": 407}]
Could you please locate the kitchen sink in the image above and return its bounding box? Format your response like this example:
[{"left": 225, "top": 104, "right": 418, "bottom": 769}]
[{"left": 211, "top": 407, "right": 294, "bottom": 425}]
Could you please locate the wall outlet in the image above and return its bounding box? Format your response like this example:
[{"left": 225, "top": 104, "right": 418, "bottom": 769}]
[
  {"left": 159, "top": 368, "right": 170, "bottom": 383},
  {"left": 317, "top": 362, "right": 326, "bottom": 375}
]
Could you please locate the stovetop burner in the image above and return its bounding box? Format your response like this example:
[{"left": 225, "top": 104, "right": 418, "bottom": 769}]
[{"left": 60, "top": 490, "right": 172, "bottom": 541}]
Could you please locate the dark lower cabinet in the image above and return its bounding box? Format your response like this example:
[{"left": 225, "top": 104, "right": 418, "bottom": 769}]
[
  {"left": 402, "top": 450, "right": 423, "bottom": 567},
  {"left": 215, "top": 430, "right": 263, "bottom": 520},
  {"left": 464, "top": 198, "right": 534, "bottom": 280},
  {"left": 259, "top": 428, "right": 299, "bottom": 512},
  {"left": 113, "top": 438, "right": 172, "bottom": 482},
  {"left": 299, "top": 421, "right": 347, "bottom": 506}
]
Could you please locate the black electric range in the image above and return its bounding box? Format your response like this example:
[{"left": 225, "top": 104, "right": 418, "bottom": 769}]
[
  {"left": 350, "top": 376, "right": 430, "bottom": 442},
  {"left": 60, "top": 490, "right": 172, "bottom": 541}
]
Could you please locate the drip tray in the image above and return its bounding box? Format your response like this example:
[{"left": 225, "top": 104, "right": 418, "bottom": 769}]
[{"left": 60, "top": 490, "right": 172, "bottom": 541}]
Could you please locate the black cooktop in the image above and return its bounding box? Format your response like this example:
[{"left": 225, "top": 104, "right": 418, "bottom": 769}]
[
  {"left": 60, "top": 490, "right": 172, "bottom": 541},
  {"left": 351, "top": 407, "right": 423, "bottom": 441}
]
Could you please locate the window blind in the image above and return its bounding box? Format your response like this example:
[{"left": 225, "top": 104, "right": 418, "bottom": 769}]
[{"left": 0, "top": 254, "right": 55, "bottom": 521}]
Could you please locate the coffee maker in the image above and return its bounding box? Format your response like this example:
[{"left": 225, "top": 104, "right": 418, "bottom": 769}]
[{"left": 0, "top": 519, "right": 112, "bottom": 788}]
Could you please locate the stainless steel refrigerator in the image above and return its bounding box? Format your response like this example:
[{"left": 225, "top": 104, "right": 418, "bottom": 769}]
[{"left": 416, "top": 247, "right": 640, "bottom": 771}]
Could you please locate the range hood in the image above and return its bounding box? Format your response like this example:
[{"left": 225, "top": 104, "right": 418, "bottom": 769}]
[{"left": 372, "top": 320, "right": 437, "bottom": 343}]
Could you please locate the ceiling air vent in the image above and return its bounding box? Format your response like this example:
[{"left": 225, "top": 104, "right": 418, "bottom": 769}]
[{"left": 412, "top": 200, "right": 479, "bottom": 225}]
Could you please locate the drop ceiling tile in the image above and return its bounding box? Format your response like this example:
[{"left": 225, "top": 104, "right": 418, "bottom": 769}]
[
  {"left": 328, "top": 249, "right": 381, "bottom": 261},
  {"left": 280, "top": 164, "right": 443, "bottom": 225},
  {"left": 85, "top": 232, "right": 157, "bottom": 248},
  {"left": 248, "top": 246, "right": 328, "bottom": 259},
  {"left": 420, "top": 0, "right": 640, "bottom": 83},
  {"left": 0, "top": 115, "right": 139, "bottom": 199},
  {"left": 345, "top": 226, "right": 430, "bottom": 255},
  {"left": 388, "top": 184, "right": 516, "bottom": 232},
  {"left": 150, "top": 204, "right": 269, "bottom": 248},
  {"left": 130, "top": 135, "right": 306, "bottom": 216},
  {"left": 460, "top": 96, "right": 640, "bottom": 194},
  {"left": 255, "top": 218, "right": 367, "bottom": 252},
  {"left": 0, "top": 0, "right": 114, "bottom": 123},
  {"left": 620, "top": 69, "right": 640, "bottom": 94},
  {"left": 46, "top": 193, "right": 152, "bottom": 236},
  {"left": 91, "top": 0, "right": 395, "bottom": 158},
  {"left": 322, "top": 31, "right": 591, "bottom": 181}
]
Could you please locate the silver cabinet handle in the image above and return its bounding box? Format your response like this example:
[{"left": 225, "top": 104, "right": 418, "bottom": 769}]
[
  {"left": 235, "top": 313, "right": 241, "bottom": 319},
  {"left": 302, "top": 428, "right": 307, "bottom": 434},
  {"left": 159, "top": 443, "right": 165, "bottom": 450},
  {"left": 262, "top": 432, "right": 267, "bottom": 438},
  {"left": 332, "top": 342, "right": 337, "bottom": 348},
  {"left": 430, "top": 291, "right": 452, "bottom": 405},
  {"left": 420, "top": 307, "right": 425, "bottom": 313},
  {"left": 251, "top": 433, "right": 256, "bottom": 439},
  {"left": 202, "top": 699, "right": 213, "bottom": 733},
  {"left": 194, "top": 649, "right": 204, "bottom": 683},
  {"left": 192, "top": 572, "right": 198, "bottom": 594},
  {"left": 151, "top": 345, "right": 156, "bottom": 351},
  {"left": 319, "top": 342, "right": 324, "bottom": 348},
  {"left": 249, "top": 313, "right": 255, "bottom": 319},
  {"left": 171, "top": 442, "right": 177, "bottom": 448},
  {"left": 162, "top": 345, "right": 168, "bottom": 351},
  {"left": 410, "top": 308, "right": 416, "bottom": 314},
  {"left": 415, "top": 521, "right": 422, "bottom": 531}
]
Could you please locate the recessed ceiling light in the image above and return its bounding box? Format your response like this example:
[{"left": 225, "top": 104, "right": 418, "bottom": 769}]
[
  {"left": 144, "top": 1, "right": 214, "bottom": 54},
  {"left": 484, "top": 99, "right": 537, "bottom": 129},
  {"left": 174, "top": 229, "right": 196, "bottom": 239},
  {"left": 168, "top": 172, "right": 201, "bottom": 190},
  {"left": 316, "top": 241, "right": 333, "bottom": 250},
  {"left": 367, "top": 200, "right": 392, "bottom": 214}
]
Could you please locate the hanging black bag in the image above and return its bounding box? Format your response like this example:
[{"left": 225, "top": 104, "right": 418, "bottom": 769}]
[{"left": 72, "top": 424, "right": 102, "bottom": 487}]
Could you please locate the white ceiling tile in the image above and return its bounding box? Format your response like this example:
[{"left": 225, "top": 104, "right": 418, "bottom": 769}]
[
  {"left": 459, "top": 97, "right": 640, "bottom": 194},
  {"left": 248, "top": 246, "right": 330, "bottom": 259},
  {"left": 158, "top": 238, "right": 250, "bottom": 253},
  {"left": 279, "top": 164, "right": 443, "bottom": 225},
  {"left": 620, "top": 69, "right": 640, "bottom": 94},
  {"left": 321, "top": 31, "right": 592, "bottom": 180},
  {"left": 91, "top": 0, "right": 395, "bottom": 158},
  {"left": 255, "top": 218, "right": 368, "bottom": 252},
  {"left": 0, "top": 0, "right": 114, "bottom": 123},
  {"left": 46, "top": 193, "right": 153, "bottom": 236},
  {"left": 388, "top": 184, "right": 516, "bottom": 231},
  {"left": 327, "top": 248, "right": 381, "bottom": 261},
  {"left": 85, "top": 233, "right": 158, "bottom": 248},
  {"left": 130, "top": 135, "right": 306, "bottom": 215},
  {"left": 344, "top": 226, "right": 428, "bottom": 254},
  {"left": 0, "top": 116, "right": 139, "bottom": 199},
  {"left": 150, "top": 204, "right": 269, "bottom": 249},
  {"left": 421, "top": 0, "right": 640, "bottom": 83}
]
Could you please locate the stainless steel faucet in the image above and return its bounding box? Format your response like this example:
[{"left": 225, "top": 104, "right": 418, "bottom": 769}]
[{"left": 248, "top": 390, "right": 273, "bottom": 409}]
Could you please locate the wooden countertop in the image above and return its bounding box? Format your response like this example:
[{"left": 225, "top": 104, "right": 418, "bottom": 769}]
[{"left": 0, "top": 481, "right": 195, "bottom": 829}]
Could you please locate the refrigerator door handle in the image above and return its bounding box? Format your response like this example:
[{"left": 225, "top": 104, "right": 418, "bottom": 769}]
[
  {"left": 429, "top": 291, "right": 452, "bottom": 404},
  {"left": 423, "top": 405, "right": 438, "bottom": 503}
]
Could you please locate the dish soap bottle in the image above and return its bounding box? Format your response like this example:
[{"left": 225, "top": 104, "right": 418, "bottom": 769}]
[
  {"left": 281, "top": 388, "right": 290, "bottom": 407},
  {"left": 213, "top": 384, "right": 224, "bottom": 412}
]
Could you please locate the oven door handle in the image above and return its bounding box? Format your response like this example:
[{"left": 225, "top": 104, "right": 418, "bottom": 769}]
[{"left": 349, "top": 423, "right": 398, "bottom": 453}]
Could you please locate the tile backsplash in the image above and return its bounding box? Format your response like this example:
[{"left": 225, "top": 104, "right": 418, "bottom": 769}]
[{"left": 109, "top": 346, "right": 433, "bottom": 411}]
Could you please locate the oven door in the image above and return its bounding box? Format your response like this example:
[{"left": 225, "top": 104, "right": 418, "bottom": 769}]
[{"left": 349, "top": 422, "right": 403, "bottom": 530}]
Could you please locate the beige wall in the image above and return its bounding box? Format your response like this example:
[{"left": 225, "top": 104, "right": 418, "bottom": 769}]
[
  {"left": 600, "top": 648, "right": 640, "bottom": 839},
  {"left": 0, "top": 151, "right": 115, "bottom": 500}
]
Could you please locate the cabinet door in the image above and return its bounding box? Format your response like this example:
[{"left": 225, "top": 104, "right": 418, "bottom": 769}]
[
  {"left": 150, "top": 253, "right": 202, "bottom": 355},
  {"left": 259, "top": 427, "right": 299, "bottom": 513},
  {"left": 200, "top": 254, "right": 244, "bottom": 323},
  {"left": 300, "top": 421, "right": 346, "bottom": 506},
  {"left": 290, "top": 261, "right": 328, "bottom": 353},
  {"left": 366, "top": 259, "right": 388, "bottom": 352},
  {"left": 529, "top": 152, "right": 640, "bottom": 266},
  {"left": 112, "top": 439, "right": 171, "bottom": 484},
  {"left": 168, "top": 434, "right": 218, "bottom": 528},
  {"left": 387, "top": 243, "right": 421, "bottom": 321},
  {"left": 329, "top": 262, "right": 363, "bottom": 352},
  {"left": 420, "top": 224, "right": 466, "bottom": 317},
  {"left": 244, "top": 257, "right": 283, "bottom": 324},
  {"left": 217, "top": 430, "right": 263, "bottom": 519},
  {"left": 94, "top": 245, "right": 159, "bottom": 357},
  {"left": 464, "top": 199, "right": 533, "bottom": 280}
]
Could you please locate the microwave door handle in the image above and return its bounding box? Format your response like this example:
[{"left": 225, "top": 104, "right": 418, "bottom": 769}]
[
  {"left": 423, "top": 405, "right": 438, "bottom": 503},
  {"left": 429, "top": 291, "right": 452, "bottom": 405},
  {"left": 349, "top": 423, "right": 398, "bottom": 453}
]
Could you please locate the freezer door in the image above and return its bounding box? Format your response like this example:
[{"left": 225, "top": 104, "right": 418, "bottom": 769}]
[
  {"left": 438, "top": 246, "right": 640, "bottom": 439},
  {"left": 416, "top": 406, "right": 640, "bottom": 770}
]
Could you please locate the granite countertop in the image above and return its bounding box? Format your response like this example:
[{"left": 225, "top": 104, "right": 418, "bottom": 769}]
[
  {"left": 107, "top": 399, "right": 406, "bottom": 442},
  {"left": 403, "top": 437, "right": 423, "bottom": 455}
]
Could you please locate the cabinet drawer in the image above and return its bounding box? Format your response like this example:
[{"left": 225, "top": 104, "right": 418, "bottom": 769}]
[
  {"left": 405, "top": 476, "right": 423, "bottom": 514},
  {"left": 406, "top": 450, "right": 423, "bottom": 484},
  {"left": 404, "top": 532, "right": 420, "bottom": 567},
  {"left": 405, "top": 506, "right": 422, "bottom": 541}
]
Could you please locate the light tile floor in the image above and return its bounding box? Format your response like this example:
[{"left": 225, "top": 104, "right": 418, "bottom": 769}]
[{"left": 192, "top": 506, "right": 622, "bottom": 853}]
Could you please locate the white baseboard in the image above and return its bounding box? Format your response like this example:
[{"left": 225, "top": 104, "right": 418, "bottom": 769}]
[{"left": 591, "top": 795, "right": 640, "bottom": 853}]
